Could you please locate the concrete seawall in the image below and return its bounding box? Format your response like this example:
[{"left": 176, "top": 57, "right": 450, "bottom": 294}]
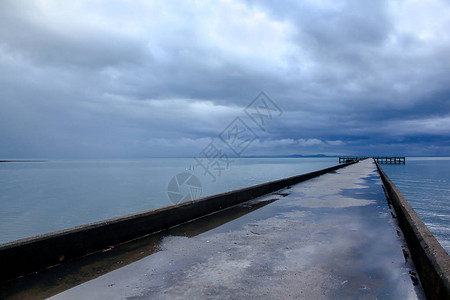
[
  {"left": 376, "top": 161, "right": 450, "bottom": 300},
  {"left": 0, "top": 162, "right": 352, "bottom": 284}
]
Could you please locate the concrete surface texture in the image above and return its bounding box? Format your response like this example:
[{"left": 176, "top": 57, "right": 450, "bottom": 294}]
[{"left": 51, "top": 160, "right": 423, "bottom": 299}]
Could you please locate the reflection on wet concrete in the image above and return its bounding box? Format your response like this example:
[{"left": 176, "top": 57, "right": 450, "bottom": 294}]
[
  {"left": 0, "top": 196, "right": 279, "bottom": 300},
  {"left": 23, "top": 160, "right": 423, "bottom": 299},
  {"left": 48, "top": 160, "right": 424, "bottom": 299}
]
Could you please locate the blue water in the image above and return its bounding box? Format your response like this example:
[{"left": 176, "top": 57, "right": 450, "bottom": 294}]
[
  {"left": 382, "top": 157, "right": 450, "bottom": 253},
  {"left": 0, "top": 157, "right": 337, "bottom": 244}
]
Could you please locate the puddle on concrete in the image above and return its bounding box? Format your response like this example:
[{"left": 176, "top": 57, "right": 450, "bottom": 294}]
[{"left": 0, "top": 196, "right": 278, "bottom": 300}]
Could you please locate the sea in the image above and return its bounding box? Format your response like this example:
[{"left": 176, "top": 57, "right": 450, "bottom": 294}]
[
  {"left": 0, "top": 157, "right": 448, "bottom": 253},
  {"left": 381, "top": 157, "right": 450, "bottom": 253}
]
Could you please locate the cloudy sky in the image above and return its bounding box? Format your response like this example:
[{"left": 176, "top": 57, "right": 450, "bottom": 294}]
[{"left": 0, "top": 0, "right": 449, "bottom": 158}]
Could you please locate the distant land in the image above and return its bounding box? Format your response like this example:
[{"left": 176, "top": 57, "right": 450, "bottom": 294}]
[
  {"left": 0, "top": 160, "right": 48, "bottom": 163},
  {"left": 241, "top": 154, "right": 336, "bottom": 158}
]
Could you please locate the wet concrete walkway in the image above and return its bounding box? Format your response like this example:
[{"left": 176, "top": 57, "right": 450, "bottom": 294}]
[{"left": 51, "top": 160, "right": 423, "bottom": 299}]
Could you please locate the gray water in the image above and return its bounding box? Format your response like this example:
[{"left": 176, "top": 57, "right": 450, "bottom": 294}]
[
  {"left": 382, "top": 157, "right": 450, "bottom": 253},
  {"left": 2, "top": 157, "right": 448, "bottom": 251},
  {"left": 0, "top": 157, "right": 336, "bottom": 244}
]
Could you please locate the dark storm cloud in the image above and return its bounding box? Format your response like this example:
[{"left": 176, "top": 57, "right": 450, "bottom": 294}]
[
  {"left": 241, "top": 0, "right": 450, "bottom": 155},
  {"left": 0, "top": 0, "right": 449, "bottom": 158}
]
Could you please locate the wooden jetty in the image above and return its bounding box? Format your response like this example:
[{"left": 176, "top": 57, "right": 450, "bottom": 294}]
[
  {"left": 338, "top": 157, "right": 369, "bottom": 163},
  {"left": 373, "top": 156, "right": 405, "bottom": 164},
  {"left": 339, "top": 156, "right": 405, "bottom": 164}
]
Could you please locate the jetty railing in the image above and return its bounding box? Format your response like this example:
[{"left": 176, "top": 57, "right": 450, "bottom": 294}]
[
  {"left": 338, "top": 157, "right": 369, "bottom": 163},
  {"left": 339, "top": 157, "right": 405, "bottom": 164},
  {"left": 373, "top": 156, "right": 405, "bottom": 164}
]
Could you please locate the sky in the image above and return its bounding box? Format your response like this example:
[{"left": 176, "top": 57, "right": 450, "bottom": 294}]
[{"left": 0, "top": 0, "right": 449, "bottom": 158}]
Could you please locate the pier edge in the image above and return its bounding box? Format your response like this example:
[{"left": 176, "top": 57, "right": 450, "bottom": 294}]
[{"left": 375, "top": 161, "right": 450, "bottom": 300}]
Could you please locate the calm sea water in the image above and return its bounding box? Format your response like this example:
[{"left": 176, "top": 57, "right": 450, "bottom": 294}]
[
  {"left": 382, "top": 157, "right": 450, "bottom": 253},
  {"left": 2, "top": 157, "right": 448, "bottom": 251},
  {"left": 0, "top": 157, "right": 337, "bottom": 244}
]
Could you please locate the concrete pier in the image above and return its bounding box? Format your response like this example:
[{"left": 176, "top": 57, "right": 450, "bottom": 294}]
[
  {"left": 49, "top": 160, "right": 424, "bottom": 299},
  {"left": 0, "top": 163, "right": 351, "bottom": 285}
]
